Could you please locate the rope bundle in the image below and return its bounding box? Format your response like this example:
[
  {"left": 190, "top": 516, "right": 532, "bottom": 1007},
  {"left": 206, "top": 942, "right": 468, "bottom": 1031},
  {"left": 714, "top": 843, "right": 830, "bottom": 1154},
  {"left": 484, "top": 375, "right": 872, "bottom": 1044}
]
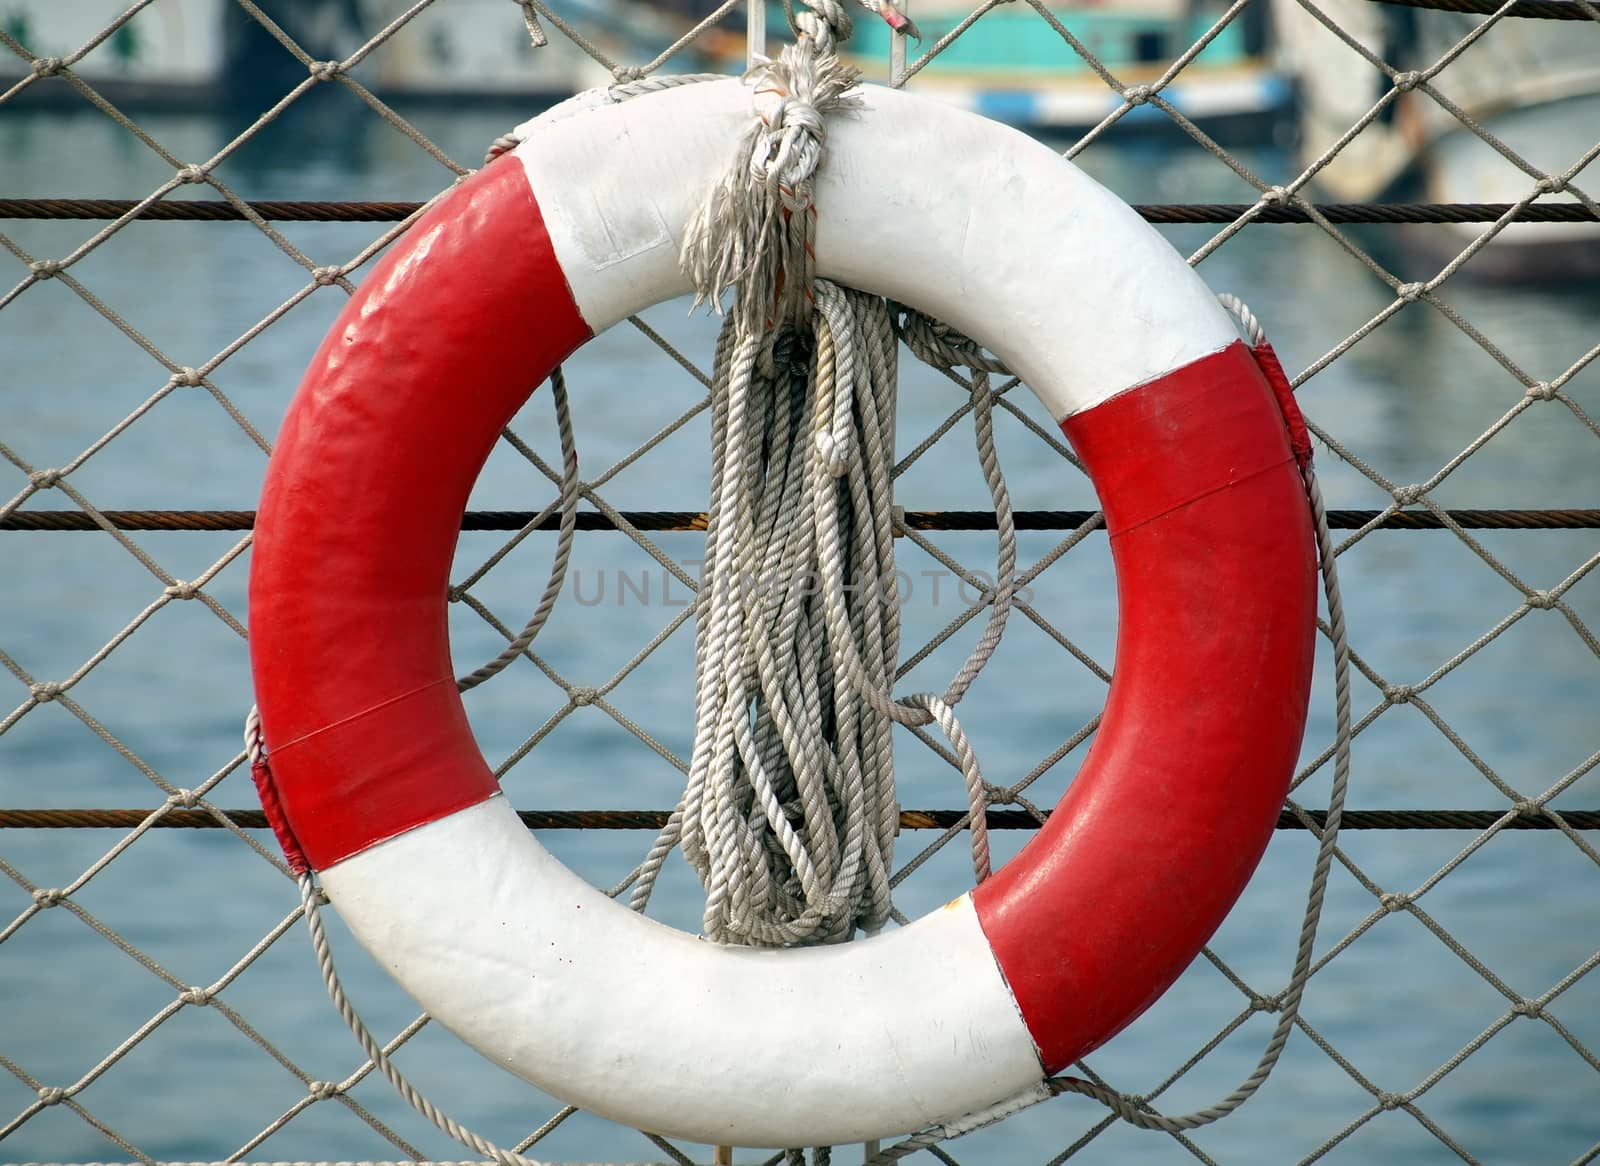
[
  {"left": 635, "top": 6, "right": 894, "bottom": 944},
  {"left": 633, "top": 1, "right": 1016, "bottom": 944}
]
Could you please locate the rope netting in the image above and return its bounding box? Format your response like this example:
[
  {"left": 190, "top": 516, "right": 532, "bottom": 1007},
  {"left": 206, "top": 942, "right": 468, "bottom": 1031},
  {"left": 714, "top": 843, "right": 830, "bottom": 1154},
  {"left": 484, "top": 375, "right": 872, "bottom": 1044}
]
[{"left": 2, "top": 0, "right": 1598, "bottom": 1164}]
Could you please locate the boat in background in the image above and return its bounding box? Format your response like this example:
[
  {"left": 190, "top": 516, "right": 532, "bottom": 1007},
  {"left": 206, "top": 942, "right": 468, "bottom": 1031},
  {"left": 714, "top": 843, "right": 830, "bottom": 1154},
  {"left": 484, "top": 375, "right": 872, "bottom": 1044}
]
[
  {"left": 0, "top": 0, "right": 228, "bottom": 108},
  {"left": 834, "top": 0, "right": 1293, "bottom": 141},
  {"left": 3, "top": 0, "right": 1287, "bottom": 141},
  {"left": 1272, "top": 0, "right": 1600, "bottom": 281},
  {"left": 0, "top": 0, "right": 705, "bottom": 110},
  {"left": 224, "top": 0, "right": 703, "bottom": 107}
]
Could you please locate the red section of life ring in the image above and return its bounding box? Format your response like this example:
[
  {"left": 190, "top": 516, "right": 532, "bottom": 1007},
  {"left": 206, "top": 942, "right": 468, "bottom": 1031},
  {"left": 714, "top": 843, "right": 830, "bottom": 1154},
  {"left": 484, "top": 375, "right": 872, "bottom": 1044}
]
[
  {"left": 975, "top": 347, "right": 1316, "bottom": 1069},
  {"left": 248, "top": 81, "right": 1317, "bottom": 1146},
  {"left": 252, "top": 160, "right": 587, "bottom": 866}
]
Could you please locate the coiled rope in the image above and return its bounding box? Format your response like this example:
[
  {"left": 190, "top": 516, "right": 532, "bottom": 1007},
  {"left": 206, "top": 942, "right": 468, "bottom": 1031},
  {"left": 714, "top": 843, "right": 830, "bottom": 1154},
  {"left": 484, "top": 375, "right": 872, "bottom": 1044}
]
[{"left": 621, "top": 0, "right": 1017, "bottom": 946}]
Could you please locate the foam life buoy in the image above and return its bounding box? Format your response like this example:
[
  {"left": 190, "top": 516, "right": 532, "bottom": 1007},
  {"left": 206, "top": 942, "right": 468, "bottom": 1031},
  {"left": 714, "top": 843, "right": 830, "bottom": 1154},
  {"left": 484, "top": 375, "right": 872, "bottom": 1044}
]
[{"left": 248, "top": 79, "right": 1317, "bottom": 1147}]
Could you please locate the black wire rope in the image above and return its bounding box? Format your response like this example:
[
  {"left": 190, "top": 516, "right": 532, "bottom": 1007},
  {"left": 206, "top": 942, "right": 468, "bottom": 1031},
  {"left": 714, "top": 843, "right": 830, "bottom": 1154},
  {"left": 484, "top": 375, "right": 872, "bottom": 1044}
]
[
  {"left": 4, "top": 508, "right": 1599, "bottom": 532},
  {"left": 1, "top": 807, "right": 1595, "bottom": 831},
  {"left": 1, "top": 198, "right": 1596, "bottom": 225}
]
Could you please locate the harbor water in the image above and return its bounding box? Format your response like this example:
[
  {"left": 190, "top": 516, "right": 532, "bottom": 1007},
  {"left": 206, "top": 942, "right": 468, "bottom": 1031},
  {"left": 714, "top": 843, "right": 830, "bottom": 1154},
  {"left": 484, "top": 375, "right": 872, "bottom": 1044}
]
[{"left": 2, "top": 89, "right": 1598, "bottom": 1164}]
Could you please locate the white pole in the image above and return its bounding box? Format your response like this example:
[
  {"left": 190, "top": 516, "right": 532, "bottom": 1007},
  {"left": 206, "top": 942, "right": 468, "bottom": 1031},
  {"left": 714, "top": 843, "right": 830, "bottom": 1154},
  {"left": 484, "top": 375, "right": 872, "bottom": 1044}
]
[
  {"left": 889, "top": 0, "right": 908, "bottom": 85},
  {"left": 748, "top": 0, "right": 768, "bottom": 68}
]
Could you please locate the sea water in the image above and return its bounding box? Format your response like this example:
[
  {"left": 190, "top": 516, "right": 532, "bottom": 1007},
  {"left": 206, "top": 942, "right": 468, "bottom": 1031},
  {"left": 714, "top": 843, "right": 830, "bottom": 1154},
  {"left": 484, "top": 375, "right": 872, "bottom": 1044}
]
[{"left": 1, "top": 92, "right": 1597, "bottom": 1165}]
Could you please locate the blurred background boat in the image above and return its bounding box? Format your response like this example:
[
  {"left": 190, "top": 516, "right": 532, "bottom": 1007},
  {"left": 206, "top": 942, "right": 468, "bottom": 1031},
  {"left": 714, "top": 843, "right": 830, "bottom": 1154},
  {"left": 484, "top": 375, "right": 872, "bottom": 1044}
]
[
  {"left": 0, "top": 0, "right": 704, "bottom": 109},
  {"left": 0, "top": 0, "right": 229, "bottom": 108},
  {"left": 219, "top": 0, "right": 701, "bottom": 105},
  {"left": 2, "top": 0, "right": 1292, "bottom": 142},
  {"left": 1272, "top": 0, "right": 1600, "bottom": 281},
  {"left": 6, "top": 0, "right": 1591, "bottom": 272},
  {"left": 835, "top": 0, "right": 1293, "bottom": 141}
]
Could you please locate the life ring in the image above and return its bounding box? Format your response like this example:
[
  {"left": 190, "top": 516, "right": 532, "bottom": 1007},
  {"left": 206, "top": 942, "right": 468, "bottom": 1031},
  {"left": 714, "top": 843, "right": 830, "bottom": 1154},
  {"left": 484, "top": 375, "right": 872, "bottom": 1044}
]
[{"left": 249, "top": 79, "right": 1316, "bottom": 1147}]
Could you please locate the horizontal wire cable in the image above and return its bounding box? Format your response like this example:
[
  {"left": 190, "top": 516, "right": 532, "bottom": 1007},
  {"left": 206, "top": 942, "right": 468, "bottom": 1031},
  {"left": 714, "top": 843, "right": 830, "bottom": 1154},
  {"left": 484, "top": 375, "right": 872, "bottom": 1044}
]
[
  {"left": 4, "top": 508, "right": 1599, "bottom": 532},
  {"left": 2, "top": 808, "right": 1595, "bottom": 830},
  {"left": 2, "top": 198, "right": 1597, "bottom": 224}
]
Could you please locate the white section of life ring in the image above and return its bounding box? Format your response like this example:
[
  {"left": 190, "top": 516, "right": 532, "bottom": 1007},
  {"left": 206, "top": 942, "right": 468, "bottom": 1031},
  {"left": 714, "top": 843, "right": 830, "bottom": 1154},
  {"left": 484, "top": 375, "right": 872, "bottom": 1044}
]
[
  {"left": 318, "top": 796, "right": 1041, "bottom": 1146},
  {"left": 513, "top": 79, "right": 1238, "bottom": 420}
]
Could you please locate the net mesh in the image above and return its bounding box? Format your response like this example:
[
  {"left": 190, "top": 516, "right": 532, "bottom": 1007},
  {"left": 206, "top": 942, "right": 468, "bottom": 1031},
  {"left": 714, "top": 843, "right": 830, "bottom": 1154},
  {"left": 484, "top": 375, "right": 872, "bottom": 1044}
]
[{"left": 1, "top": 0, "right": 1598, "bottom": 1163}]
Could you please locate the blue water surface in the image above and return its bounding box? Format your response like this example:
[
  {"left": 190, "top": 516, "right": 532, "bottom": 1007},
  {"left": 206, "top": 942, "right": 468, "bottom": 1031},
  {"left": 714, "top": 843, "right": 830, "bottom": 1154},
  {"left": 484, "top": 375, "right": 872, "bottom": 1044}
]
[{"left": 1, "top": 86, "right": 1598, "bottom": 1166}]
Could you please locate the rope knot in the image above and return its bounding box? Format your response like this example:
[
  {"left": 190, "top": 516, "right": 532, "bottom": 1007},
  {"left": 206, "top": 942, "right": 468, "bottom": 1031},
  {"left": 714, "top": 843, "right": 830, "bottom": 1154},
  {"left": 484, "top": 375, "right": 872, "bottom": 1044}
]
[
  {"left": 29, "top": 468, "right": 61, "bottom": 489},
  {"left": 1535, "top": 174, "right": 1568, "bottom": 195},
  {"left": 895, "top": 308, "right": 1007, "bottom": 374},
  {"left": 164, "top": 580, "right": 199, "bottom": 600},
  {"left": 682, "top": 3, "right": 861, "bottom": 329},
  {"left": 1379, "top": 890, "right": 1411, "bottom": 913},
  {"left": 1260, "top": 185, "right": 1289, "bottom": 206},
  {"left": 180, "top": 986, "right": 211, "bottom": 1006},
  {"left": 1382, "top": 683, "right": 1415, "bottom": 705},
  {"left": 1396, "top": 281, "right": 1425, "bottom": 303},
  {"left": 1526, "top": 380, "right": 1556, "bottom": 402},
  {"left": 308, "top": 60, "right": 342, "bottom": 82},
  {"left": 1526, "top": 589, "right": 1556, "bottom": 610},
  {"left": 32, "top": 887, "right": 64, "bottom": 908},
  {"left": 1512, "top": 998, "right": 1543, "bottom": 1019},
  {"left": 1377, "top": 1091, "right": 1405, "bottom": 1110},
  {"left": 170, "top": 788, "right": 201, "bottom": 809},
  {"left": 1512, "top": 799, "right": 1539, "bottom": 818},
  {"left": 1393, "top": 70, "right": 1423, "bottom": 91},
  {"left": 1123, "top": 83, "right": 1153, "bottom": 106},
  {"left": 748, "top": 95, "right": 829, "bottom": 215},
  {"left": 175, "top": 165, "right": 206, "bottom": 185},
  {"left": 307, "top": 1080, "right": 340, "bottom": 1101},
  {"left": 795, "top": 0, "right": 853, "bottom": 44},
  {"left": 36, "top": 1085, "right": 66, "bottom": 1106},
  {"left": 30, "top": 681, "right": 61, "bottom": 703},
  {"left": 29, "top": 259, "right": 60, "bottom": 280},
  {"left": 31, "top": 56, "right": 63, "bottom": 77},
  {"left": 1392, "top": 484, "right": 1423, "bottom": 506},
  {"left": 612, "top": 65, "right": 646, "bottom": 83},
  {"left": 169, "top": 367, "right": 204, "bottom": 388},
  {"left": 311, "top": 266, "right": 342, "bottom": 287},
  {"left": 763, "top": 93, "right": 827, "bottom": 139},
  {"left": 569, "top": 685, "right": 599, "bottom": 707}
]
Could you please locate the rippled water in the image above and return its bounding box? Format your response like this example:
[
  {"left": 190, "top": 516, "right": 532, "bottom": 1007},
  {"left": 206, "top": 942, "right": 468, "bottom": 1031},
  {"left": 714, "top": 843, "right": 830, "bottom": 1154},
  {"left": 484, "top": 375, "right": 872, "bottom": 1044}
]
[{"left": 2, "top": 91, "right": 1598, "bottom": 1165}]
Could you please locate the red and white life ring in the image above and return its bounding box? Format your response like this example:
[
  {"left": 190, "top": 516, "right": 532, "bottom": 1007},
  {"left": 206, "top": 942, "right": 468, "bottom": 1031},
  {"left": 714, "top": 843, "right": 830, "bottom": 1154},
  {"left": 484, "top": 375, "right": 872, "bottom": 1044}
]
[{"left": 249, "top": 79, "right": 1316, "bottom": 1147}]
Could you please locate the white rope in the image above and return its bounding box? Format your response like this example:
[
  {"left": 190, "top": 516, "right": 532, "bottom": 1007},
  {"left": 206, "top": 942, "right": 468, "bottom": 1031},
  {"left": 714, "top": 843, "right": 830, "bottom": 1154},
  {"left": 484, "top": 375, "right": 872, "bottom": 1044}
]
[
  {"left": 634, "top": 7, "right": 889, "bottom": 943},
  {"left": 628, "top": 3, "right": 1017, "bottom": 944},
  {"left": 455, "top": 368, "right": 579, "bottom": 692}
]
